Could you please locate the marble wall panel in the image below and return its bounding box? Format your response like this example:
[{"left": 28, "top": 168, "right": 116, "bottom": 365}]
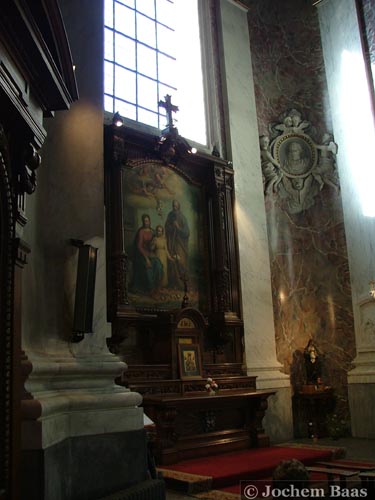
[
  {"left": 248, "top": 0, "right": 356, "bottom": 426},
  {"left": 360, "top": 0, "right": 375, "bottom": 94}
]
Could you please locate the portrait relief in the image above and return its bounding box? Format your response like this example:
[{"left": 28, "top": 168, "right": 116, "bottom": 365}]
[
  {"left": 122, "top": 160, "right": 208, "bottom": 311},
  {"left": 274, "top": 133, "right": 317, "bottom": 178},
  {"left": 260, "top": 109, "right": 339, "bottom": 214}
]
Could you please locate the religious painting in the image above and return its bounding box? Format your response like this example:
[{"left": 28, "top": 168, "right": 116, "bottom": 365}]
[
  {"left": 122, "top": 159, "right": 208, "bottom": 310},
  {"left": 178, "top": 344, "right": 202, "bottom": 380}
]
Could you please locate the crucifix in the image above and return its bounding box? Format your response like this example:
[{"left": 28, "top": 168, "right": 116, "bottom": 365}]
[{"left": 158, "top": 94, "right": 179, "bottom": 131}]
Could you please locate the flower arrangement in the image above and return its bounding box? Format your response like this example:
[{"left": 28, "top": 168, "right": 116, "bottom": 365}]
[{"left": 205, "top": 377, "right": 219, "bottom": 395}]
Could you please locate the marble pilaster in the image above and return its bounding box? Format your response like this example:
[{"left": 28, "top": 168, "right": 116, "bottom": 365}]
[
  {"left": 219, "top": 0, "right": 292, "bottom": 441},
  {"left": 317, "top": 0, "right": 375, "bottom": 436}
]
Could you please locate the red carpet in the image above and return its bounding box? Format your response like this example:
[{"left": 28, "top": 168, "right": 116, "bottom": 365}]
[
  {"left": 209, "top": 471, "right": 335, "bottom": 499},
  {"left": 159, "top": 444, "right": 342, "bottom": 490},
  {"left": 202, "top": 458, "right": 375, "bottom": 499}
]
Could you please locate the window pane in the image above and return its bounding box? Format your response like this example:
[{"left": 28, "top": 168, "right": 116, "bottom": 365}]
[
  {"left": 115, "top": 66, "right": 136, "bottom": 103},
  {"left": 104, "top": 28, "right": 114, "bottom": 61},
  {"left": 138, "top": 107, "right": 159, "bottom": 128},
  {"left": 137, "top": 44, "right": 157, "bottom": 78},
  {"left": 136, "top": 0, "right": 155, "bottom": 19},
  {"left": 116, "top": 0, "right": 135, "bottom": 7},
  {"left": 115, "top": 3, "right": 135, "bottom": 38},
  {"left": 104, "top": 0, "right": 114, "bottom": 28},
  {"left": 104, "top": 61, "right": 114, "bottom": 94},
  {"left": 136, "top": 13, "right": 156, "bottom": 47},
  {"left": 115, "top": 33, "right": 136, "bottom": 70},
  {"left": 115, "top": 99, "right": 137, "bottom": 120},
  {"left": 158, "top": 83, "right": 175, "bottom": 105},
  {"left": 158, "top": 53, "right": 176, "bottom": 88},
  {"left": 138, "top": 75, "right": 158, "bottom": 111},
  {"left": 104, "top": 95, "right": 114, "bottom": 113},
  {"left": 158, "top": 110, "right": 168, "bottom": 130},
  {"left": 105, "top": 0, "right": 207, "bottom": 145},
  {"left": 156, "top": 23, "right": 175, "bottom": 57},
  {"left": 174, "top": 0, "right": 206, "bottom": 144},
  {"left": 156, "top": 0, "right": 175, "bottom": 27}
]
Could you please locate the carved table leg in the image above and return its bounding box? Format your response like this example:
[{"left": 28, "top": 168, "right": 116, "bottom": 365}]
[
  {"left": 251, "top": 396, "right": 270, "bottom": 448},
  {"left": 154, "top": 406, "right": 178, "bottom": 465}
]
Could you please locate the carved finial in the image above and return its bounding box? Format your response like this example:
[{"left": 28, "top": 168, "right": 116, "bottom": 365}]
[{"left": 158, "top": 94, "right": 179, "bottom": 132}]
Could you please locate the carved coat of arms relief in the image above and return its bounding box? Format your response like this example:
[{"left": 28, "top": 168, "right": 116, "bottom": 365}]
[{"left": 260, "top": 109, "right": 339, "bottom": 214}]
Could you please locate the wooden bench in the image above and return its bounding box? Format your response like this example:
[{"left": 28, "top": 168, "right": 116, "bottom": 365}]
[
  {"left": 307, "top": 466, "right": 359, "bottom": 488},
  {"left": 359, "top": 471, "right": 375, "bottom": 496},
  {"left": 316, "top": 460, "right": 375, "bottom": 471}
]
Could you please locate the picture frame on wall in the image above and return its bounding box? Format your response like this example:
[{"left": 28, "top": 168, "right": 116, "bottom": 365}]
[
  {"left": 121, "top": 159, "right": 208, "bottom": 312},
  {"left": 178, "top": 343, "right": 202, "bottom": 380}
]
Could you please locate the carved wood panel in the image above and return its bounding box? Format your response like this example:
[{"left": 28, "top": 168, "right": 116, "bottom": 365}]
[
  {"left": 0, "top": 123, "right": 15, "bottom": 500},
  {"left": 104, "top": 124, "right": 245, "bottom": 387}
]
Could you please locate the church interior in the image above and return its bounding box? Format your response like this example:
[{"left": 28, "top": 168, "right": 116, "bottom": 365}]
[{"left": 1, "top": 0, "right": 375, "bottom": 499}]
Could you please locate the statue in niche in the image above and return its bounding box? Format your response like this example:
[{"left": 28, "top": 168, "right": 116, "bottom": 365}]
[
  {"left": 303, "top": 339, "right": 322, "bottom": 385},
  {"left": 260, "top": 109, "right": 339, "bottom": 214}
]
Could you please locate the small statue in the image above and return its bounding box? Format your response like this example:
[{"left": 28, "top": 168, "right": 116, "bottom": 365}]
[{"left": 304, "top": 339, "right": 322, "bottom": 385}]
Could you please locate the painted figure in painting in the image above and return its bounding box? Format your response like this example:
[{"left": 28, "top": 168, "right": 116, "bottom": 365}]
[
  {"left": 184, "top": 352, "right": 197, "bottom": 373},
  {"left": 131, "top": 214, "right": 163, "bottom": 294},
  {"left": 165, "top": 199, "right": 190, "bottom": 289},
  {"left": 150, "top": 225, "right": 174, "bottom": 288}
]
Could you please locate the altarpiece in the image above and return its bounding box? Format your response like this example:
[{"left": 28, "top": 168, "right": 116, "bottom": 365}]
[{"left": 104, "top": 103, "right": 274, "bottom": 463}]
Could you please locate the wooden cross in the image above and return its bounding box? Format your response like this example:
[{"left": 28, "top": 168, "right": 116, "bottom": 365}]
[{"left": 158, "top": 94, "right": 179, "bottom": 130}]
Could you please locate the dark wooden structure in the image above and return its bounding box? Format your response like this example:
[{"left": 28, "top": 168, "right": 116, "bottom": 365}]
[
  {"left": 293, "top": 387, "right": 335, "bottom": 439},
  {"left": 104, "top": 118, "right": 274, "bottom": 463},
  {"left": 0, "top": 2, "right": 77, "bottom": 498},
  {"left": 144, "top": 389, "right": 275, "bottom": 465}
]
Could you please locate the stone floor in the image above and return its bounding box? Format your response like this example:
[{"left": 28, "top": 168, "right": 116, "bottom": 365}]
[{"left": 165, "top": 437, "right": 375, "bottom": 499}]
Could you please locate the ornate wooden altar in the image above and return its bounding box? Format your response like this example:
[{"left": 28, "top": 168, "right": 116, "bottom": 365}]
[
  {"left": 144, "top": 389, "right": 275, "bottom": 465},
  {"left": 104, "top": 103, "right": 274, "bottom": 463}
]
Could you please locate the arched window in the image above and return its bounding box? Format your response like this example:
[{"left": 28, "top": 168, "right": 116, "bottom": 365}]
[{"left": 104, "top": 0, "right": 214, "bottom": 147}]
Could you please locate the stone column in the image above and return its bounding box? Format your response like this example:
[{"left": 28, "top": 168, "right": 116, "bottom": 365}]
[{"left": 20, "top": 1, "right": 147, "bottom": 498}]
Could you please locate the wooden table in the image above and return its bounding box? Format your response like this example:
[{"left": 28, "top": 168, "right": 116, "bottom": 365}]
[
  {"left": 293, "top": 387, "right": 334, "bottom": 438},
  {"left": 143, "top": 389, "right": 275, "bottom": 465}
]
